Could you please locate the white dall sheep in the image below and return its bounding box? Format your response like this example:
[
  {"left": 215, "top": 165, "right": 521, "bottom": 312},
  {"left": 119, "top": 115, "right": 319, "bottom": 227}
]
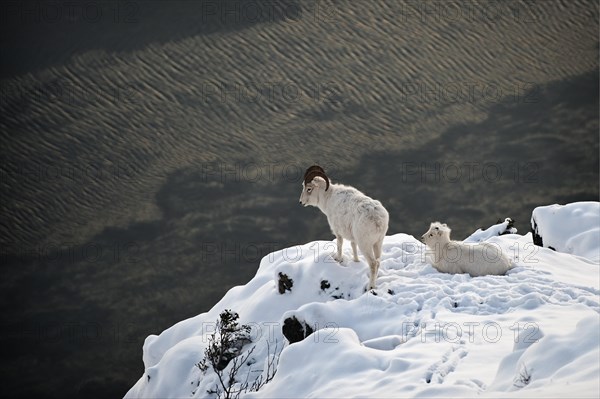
[
  {"left": 299, "top": 165, "right": 389, "bottom": 289},
  {"left": 421, "top": 222, "right": 512, "bottom": 276}
]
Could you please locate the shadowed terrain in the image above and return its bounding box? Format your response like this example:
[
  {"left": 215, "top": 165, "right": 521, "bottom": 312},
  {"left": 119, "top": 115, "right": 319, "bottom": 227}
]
[{"left": 0, "top": 0, "right": 598, "bottom": 397}]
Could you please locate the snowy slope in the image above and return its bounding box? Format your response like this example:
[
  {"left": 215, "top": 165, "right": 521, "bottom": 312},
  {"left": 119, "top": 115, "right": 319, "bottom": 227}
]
[
  {"left": 125, "top": 208, "right": 600, "bottom": 399},
  {"left": 531, "top": 202, "right": 600, "bottom": 262}
]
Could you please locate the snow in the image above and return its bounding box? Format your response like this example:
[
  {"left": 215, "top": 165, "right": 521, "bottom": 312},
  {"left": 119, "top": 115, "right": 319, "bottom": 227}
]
[
  {"left": 464, "top": 217, "right": 517, "bottom": 243},
  {"left": 125, "top": 204, "right": 600, "bottom": 399},
  {"left": 531, "top": 202, "right": 600, "bottom": 262}
]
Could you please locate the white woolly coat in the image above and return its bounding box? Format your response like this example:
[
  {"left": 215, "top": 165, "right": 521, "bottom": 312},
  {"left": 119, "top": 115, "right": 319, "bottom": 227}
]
[
  {"left": 423, "top": 223, "right": 511, "bottom": 276},
  {"left": 317, "top": 184, "right": 389, "bottom": 248}
]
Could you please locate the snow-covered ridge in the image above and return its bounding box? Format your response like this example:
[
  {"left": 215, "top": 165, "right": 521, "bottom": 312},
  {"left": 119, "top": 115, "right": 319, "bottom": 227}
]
[
  {"left": 531, "top": 202, "right": 600, "bottom": 262},
  {"left": 125, "top": 202, "right": 600, "bottom": 398}
]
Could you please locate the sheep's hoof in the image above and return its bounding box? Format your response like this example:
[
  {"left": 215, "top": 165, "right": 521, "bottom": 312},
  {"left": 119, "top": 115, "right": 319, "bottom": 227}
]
[
  {"left": 333, "top": 255, "right": 344, "bottom": 263},
  {"left": 353, "top": 257, "right": 360, "bottom": 262}
]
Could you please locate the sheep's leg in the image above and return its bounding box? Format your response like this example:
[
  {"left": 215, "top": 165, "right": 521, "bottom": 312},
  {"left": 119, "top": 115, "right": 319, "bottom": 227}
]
[
  {"left": 373, "top": 240, "right": 383, "bottom": 260},
  {"left": 366, "top": 259, "right": 379, "bottom": 290},
  {"left": 370, "top": 259, "right": 380, "bottom": 290},
  {"left": 333, "top": 235, "right": 344, "bottom": 263},
  {"left": 371, "top": 242, "right": 382, "bottom": 290},
  {"left": 359, "top": 243, "right": 378, "bottom": 289},
  {"left": 351, "top": 241, "right": 360, "bottom": 262}
]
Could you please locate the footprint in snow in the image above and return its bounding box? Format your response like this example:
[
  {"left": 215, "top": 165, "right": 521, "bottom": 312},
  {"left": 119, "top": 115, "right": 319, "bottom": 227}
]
[{"left": 425, "top": 346, "right": 468, "bottom": 384}]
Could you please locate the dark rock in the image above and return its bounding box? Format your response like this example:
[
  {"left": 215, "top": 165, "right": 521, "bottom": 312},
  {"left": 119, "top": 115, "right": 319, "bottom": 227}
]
[
  {"left": 388, "top": 289, "right": 395, "bottom": 295},
  {"left": 495, "top": 218, "right": 516, "bottom": 235},
  {"left": 501, "top": 218, "right": 516, "bottom": 235},
  {"left": 506, "top": 218, "right": 515, "bottom": 229},
  {"left": 320, "top": 280, "right": 331, "bottom": 291},
  {"left": 282, "top": 316, "right": 314, "bottom": 344},
  {"left": 278, "top": 273, "right": 293, "bottom": 294},
  {"left": 531, "top": 217, "right": 543, "bottom": 247}
]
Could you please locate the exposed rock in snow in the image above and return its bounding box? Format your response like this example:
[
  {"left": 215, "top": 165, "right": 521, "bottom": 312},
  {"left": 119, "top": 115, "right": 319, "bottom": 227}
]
[
  {"left": 465, "top": 218, "right": 518, "bottom": 243},
  {"left": 531, "top": 202, "right": 600, "bottom": 262},
  {"left": 281, "top": 316, "right": 314, "bottom": 344},
  {"left": 277, "top": 273, "right": 293, "bottom": 294}
]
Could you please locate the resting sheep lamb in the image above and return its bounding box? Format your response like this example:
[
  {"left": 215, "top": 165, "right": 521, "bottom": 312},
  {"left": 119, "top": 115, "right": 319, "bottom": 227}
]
[
  {"left": 299, "top": 165, "right": 389, "bottom": 289},
  {"left": 421, "top": 222, "right": 512, "bottom": 276}
]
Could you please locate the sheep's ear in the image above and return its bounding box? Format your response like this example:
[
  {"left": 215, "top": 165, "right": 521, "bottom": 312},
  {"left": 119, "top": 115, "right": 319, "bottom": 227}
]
[
  {"left": 442, "top": 223, "right": 447, "bottom": 227},
  {"left": 312, "top": 176, "right": 326, "bottom": 189}
]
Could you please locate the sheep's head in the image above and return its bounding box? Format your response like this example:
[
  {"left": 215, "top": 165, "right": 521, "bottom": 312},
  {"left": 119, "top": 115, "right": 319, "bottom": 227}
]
[
  {"left": 421, "top": 222, "right": 451, "bottom": 246},
  {"left": 299, "top": 165, "right": 330, "bottom": 207}
]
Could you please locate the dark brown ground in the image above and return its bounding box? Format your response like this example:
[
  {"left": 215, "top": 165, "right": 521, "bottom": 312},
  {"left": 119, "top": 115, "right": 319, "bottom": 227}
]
[{"left": 0, "top": 1, "right": 598, "bottom": 397}]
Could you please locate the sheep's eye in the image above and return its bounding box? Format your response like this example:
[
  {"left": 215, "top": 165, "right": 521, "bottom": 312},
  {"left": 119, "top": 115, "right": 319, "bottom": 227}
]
[
  {"left": 307, "top": 188, "right": 312, "bottom": 193},
  {"left": 434, "top": 227, "right": 439, "bottom": 230},
  {"left": 429, "top": 233, "right": 433, "bottom": 237}
]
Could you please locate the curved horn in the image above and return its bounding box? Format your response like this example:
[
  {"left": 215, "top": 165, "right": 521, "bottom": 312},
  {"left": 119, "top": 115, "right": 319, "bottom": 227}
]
[
  {"left": 303, "top": 165, "right": 325, "bottom": 180},
  {"left": 304, "top": 170, "right": 330, "bottom": 191}
]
